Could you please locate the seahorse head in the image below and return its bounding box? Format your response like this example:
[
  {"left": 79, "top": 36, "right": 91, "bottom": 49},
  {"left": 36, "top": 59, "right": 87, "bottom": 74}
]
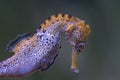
[{"left": 66, "top": 20, "right": 90, "bottom": 52}]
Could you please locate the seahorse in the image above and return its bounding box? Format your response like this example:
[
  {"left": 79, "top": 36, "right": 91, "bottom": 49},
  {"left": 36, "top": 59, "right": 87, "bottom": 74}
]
[{"left": 0, "top": 13, "right": 90, "bottom": 77}]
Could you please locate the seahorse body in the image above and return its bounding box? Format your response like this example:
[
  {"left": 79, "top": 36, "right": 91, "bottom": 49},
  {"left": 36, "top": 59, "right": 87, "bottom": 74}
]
[{"left": 0, "top": 13, "right": 90, "bottom": 77}]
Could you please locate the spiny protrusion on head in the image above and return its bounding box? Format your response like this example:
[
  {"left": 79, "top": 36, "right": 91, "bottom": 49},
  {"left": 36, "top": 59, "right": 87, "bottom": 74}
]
[{"left": 41, "top": 13, "right": 79, "bottom": 29}]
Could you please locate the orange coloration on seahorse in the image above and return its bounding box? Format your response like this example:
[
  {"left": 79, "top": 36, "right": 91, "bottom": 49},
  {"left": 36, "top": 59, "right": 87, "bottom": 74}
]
[{"left": 0, "top": 13, "right": 90, "bottom": 77}]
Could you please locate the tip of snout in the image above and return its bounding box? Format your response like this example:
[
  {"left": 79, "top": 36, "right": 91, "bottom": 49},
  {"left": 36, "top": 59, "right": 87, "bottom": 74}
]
[{"left": 71, "top": 66, "right": 79, "bottom": 74}]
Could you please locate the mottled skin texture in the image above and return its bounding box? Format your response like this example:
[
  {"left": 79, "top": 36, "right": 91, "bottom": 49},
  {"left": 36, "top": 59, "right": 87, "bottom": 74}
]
[
  {"left": 0, "top": 13, "right": 90, "bottom": 77},
  {"left": 0, "top": 29, "right": 60, "bottom": 77}
]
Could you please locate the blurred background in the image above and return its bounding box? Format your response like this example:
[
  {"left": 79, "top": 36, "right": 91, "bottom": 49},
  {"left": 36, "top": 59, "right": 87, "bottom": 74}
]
[{"left": 0, "top": 0, "right": 120, "bottom": 80}]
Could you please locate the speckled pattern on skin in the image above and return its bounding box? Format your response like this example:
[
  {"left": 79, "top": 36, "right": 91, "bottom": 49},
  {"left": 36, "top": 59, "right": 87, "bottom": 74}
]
[{"left": 0, "top": 13, "right": 90, "bottom": 77}]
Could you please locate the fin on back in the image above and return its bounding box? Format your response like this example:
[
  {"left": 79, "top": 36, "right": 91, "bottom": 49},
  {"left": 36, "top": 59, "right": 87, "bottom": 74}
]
[{"left": 6, "top": 33, "right": 32, "bottom": 53}]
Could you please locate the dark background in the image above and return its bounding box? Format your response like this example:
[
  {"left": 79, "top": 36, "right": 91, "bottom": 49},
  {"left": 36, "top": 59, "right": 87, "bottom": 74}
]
[{"left": 0, "top": 0, "right": 120, "bottom": 80}]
